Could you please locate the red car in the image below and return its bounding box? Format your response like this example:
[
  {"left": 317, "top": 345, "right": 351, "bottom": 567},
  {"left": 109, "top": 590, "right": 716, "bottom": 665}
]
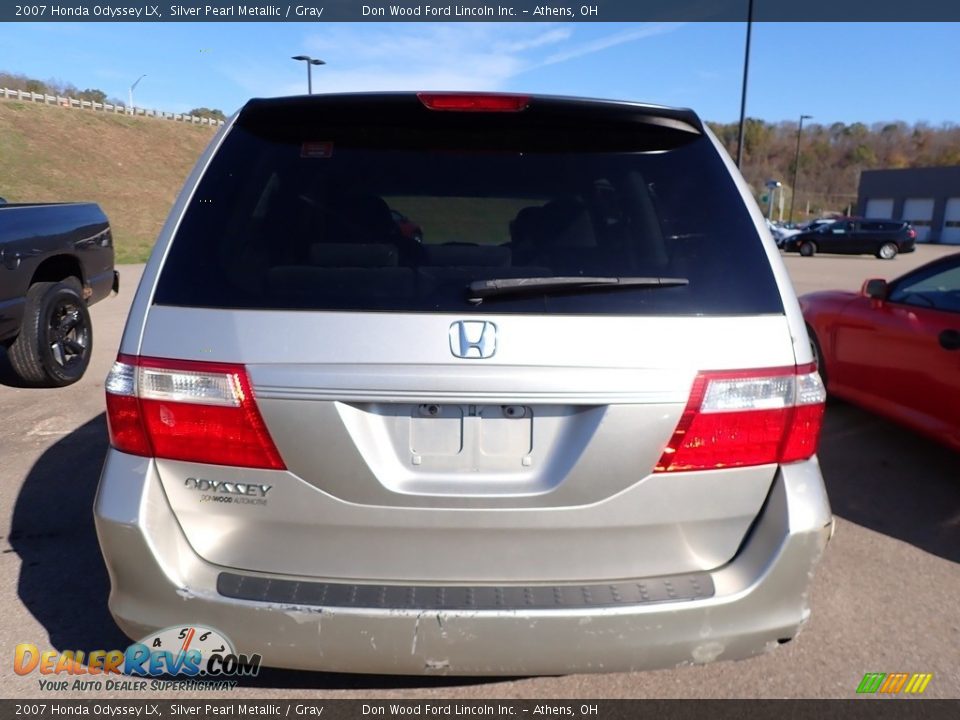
[
  {"left": 800, "top": 252, "right": 960, "bottom": 451},
  {"left": 390, "top": 209, "right": 423, "bottom": 243}
]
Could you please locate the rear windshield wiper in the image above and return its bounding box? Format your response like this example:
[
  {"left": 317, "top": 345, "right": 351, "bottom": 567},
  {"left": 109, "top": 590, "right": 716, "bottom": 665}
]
[{"left": 467, "top": 276, "right": 689, "bottom": 304}]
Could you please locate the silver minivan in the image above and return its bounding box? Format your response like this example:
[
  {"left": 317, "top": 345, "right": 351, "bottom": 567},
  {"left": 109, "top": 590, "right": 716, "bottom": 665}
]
[{"left": 95, "top": 92, "right": 832, "bottom": 675}]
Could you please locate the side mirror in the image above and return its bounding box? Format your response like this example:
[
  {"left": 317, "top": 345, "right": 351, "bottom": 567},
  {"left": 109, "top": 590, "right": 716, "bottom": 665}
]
[{"left": 862, "top": 278, "right": 888, "bottom": 300}]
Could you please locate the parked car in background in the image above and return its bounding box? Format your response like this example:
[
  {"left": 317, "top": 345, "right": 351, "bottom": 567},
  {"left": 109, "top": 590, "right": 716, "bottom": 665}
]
[
  {"left": 765, "top": 219, "right": 793, "bottom": 246},
  {"left": 798, "top": 217, "right": 844, "bottom": 232},
  {"left": 96, "top": 92, "right": 831, "bottom": 676},
  {"left": 801, "top": 252, "right": 960, "bottom": 451},
  {"left": 783, "top": 218, "right": 916, "bottom": 259},
  {"left": 0, "top": 201, "right": 117, "bottom": 386},
  {"left": 773, "top": 217, "right": 845, "bottom": 246}
]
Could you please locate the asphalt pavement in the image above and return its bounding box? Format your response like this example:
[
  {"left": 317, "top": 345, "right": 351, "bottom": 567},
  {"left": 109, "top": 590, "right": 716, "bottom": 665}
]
[{"left": 1, "top": 246, "right": 958, "bottom": 699}]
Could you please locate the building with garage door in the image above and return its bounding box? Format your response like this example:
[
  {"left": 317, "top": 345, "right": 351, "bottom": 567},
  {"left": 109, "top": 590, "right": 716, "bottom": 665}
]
[{"left": 857, "top": 166, "right": 960, "bottom": 244}]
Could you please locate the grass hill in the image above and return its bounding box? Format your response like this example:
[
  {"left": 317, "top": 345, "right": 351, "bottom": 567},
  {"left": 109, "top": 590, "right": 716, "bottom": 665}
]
[{"left": 0, "top": 100, "right": 215, "bottom": 263}]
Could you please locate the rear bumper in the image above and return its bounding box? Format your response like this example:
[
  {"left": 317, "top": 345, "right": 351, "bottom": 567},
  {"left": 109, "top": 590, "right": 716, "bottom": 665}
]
[{"left": 94, "top": 451, "right": 832, "bottom": 676}]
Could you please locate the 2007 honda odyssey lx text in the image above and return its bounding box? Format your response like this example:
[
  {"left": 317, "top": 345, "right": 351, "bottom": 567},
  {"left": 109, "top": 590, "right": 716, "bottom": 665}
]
[{"left": 95, "top": 92, "right": 832, "bottom": 675}]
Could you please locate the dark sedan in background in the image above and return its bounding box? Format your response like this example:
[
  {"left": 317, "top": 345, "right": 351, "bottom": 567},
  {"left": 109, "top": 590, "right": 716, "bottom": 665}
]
[
  {"left": 801, "top": 252, "right": 960, "bottom": 452},
  {"left": 784, "top": 218, "right": 916, "bottom": 259}
]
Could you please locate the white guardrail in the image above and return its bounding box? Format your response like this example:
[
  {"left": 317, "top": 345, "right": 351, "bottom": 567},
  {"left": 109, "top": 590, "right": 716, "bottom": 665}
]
[{"left": 0, "top": 87, "right": 225, "bottom": 126}]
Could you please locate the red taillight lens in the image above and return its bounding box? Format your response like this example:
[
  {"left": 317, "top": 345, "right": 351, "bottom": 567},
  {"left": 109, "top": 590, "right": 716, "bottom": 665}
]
[
  {"left": 907, "top": 228, "right": 917, "bottom": 239},
  {"left": 104, "top": 355, "right": 285, "bottom": 470},
  {"left": 105, "top": 391, "right": 151, "bottom": 456},
  {"left": 780, "top": 403, "right": 826, "bottom": 462},
  {"left": 417, "top": 92, "right": 530, "bottom": 112},
  {"left": 655, "top": 365, "right": 826, "bottom": 473}
]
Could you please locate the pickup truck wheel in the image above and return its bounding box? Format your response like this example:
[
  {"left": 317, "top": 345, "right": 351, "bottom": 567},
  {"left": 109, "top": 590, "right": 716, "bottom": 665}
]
[
  {"left": 799, "top": 241, "right": 817, "bottom": 257},
  {"left": 8, "top": 281, "right": 92, "bottom": 387},
  {"left": 877, "top": 242, "right": 898, "bottom": 260}
]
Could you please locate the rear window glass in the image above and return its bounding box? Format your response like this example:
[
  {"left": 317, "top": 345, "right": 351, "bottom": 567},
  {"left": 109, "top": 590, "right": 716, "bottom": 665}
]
[
  {"left": 860, "top": 221, "right": 901, "bottom": 232},
  {"left": 154, "top": 102, "right": 783, "bottom": 316}
]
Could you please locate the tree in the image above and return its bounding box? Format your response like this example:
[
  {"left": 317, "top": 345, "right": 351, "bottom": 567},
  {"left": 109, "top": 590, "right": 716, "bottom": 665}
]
[
  {"left": 23, "top": 78, "right": 47, "bottom": 94},
  {"left": 78, "top": 88, "right": 107, "bottom": 104},
  {"left": 187, "top": 107, "right": 226, "bottom": 121}
]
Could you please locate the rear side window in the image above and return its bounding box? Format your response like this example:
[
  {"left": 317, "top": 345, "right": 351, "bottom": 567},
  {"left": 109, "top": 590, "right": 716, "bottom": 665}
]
[
  {"left": 154, "top": 99, "right": 783, "bottom": 316},
  {"left": 860, "top": 221, "right": 901, "bottom": 232}
]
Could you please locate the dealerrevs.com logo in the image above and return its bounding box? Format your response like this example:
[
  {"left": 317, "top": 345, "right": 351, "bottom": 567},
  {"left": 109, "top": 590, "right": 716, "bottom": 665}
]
[{"left": 14, "top": 625, "right": 261, "bottom": 691}]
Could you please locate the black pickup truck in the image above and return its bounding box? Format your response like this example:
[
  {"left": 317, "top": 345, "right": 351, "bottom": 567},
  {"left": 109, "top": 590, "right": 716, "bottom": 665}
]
[{"left": 0, "top": 202, "right": 117, "bottom": 386}]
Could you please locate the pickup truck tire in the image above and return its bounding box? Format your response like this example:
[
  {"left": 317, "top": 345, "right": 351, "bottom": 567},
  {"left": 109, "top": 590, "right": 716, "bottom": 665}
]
[{"left": 8, "top": 280, "right": 92, "bottom": 387}]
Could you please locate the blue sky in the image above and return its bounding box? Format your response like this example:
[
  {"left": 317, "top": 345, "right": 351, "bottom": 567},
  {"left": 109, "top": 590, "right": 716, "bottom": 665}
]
[{"left": 4, "top": 22, "right": 959, "bottom": 125}]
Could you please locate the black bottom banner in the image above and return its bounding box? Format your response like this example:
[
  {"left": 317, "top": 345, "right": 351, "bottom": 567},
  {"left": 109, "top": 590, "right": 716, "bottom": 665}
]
[{"left": 4, "top": 700, "right": 959, "bottom": 720}]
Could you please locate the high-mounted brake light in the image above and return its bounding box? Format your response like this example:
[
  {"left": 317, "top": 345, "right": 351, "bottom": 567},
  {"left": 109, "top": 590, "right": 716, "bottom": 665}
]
[
  {"left": 655, "top": 364, "right": 826, "bottom": 473},
  {"left": 417, "top": 92, "right": 530, "bottom": 112},
  {"left": 105, "top": 355, "right": 285, "bottom": 470}
]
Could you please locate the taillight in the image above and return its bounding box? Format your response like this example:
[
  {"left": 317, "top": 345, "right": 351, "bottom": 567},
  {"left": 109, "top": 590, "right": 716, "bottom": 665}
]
[
  {"left": 417, "top": 92, "right": 530, "bottom": 112},
  {"left": 655, "top": 364, "right": 826, "bottom": 473},
  {"left": 104, "top": 355, "right": 285, "bottom": 470},
  {"left": 907, "top": 227, "right": 917, "bottom": 239}
]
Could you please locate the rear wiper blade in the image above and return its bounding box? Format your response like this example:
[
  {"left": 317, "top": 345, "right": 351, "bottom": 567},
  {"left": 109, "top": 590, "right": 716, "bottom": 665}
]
[{"left": 467, "top": 276, "right": 689, "bottom": 303}]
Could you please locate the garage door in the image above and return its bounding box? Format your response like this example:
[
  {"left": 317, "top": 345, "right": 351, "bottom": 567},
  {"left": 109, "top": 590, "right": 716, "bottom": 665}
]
[
  {"left": 902, "top": 198, "right": 935, "bottom": 242},
  {"left": 865, "top": 198, "right": 894, "bottom": 219},
  {"left": 942, "top": 198, "right": 960, "bottom": 245}
]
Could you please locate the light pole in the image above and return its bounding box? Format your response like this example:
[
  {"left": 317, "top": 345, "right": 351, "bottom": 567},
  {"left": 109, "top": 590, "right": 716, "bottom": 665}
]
[
  {"left": 789, "top": 114, "right": 813, "bottom": 224},
  {"left": 765, "top": 180, "right": 782, "bottom": 220},
  {"left": 735, "top": 0, "right": 754, "bottom": 168},
  {"left": 128, "top": 74, "right": 146, "bottom": 116},
  {"left": 291, "top": 55, "right": 325, "bottom": 94}
]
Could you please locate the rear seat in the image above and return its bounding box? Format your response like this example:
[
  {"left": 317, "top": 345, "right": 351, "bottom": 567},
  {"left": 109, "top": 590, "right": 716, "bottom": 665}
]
[
  {"left": 309, "top": 242, "right": 400, "bottom": 268},
  {"left": 422, "top": 244, "right": 511, "bottom": 268},
  {"left": 269, "top": 242, "right": 414, "bottom": 301},
  {"left": 510, "top": 198, "right": 604, "bottom": 273}
]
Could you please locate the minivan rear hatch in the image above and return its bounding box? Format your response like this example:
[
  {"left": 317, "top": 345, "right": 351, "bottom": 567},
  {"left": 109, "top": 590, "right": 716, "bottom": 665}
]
[{"left": 130, "top": 93, "right": 811, "bottom": 584}]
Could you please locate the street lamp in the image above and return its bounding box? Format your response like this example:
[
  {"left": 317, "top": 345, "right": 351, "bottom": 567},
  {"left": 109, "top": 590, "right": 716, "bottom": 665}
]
[
  {"left": 128, "top": 74, "right": 146, "bottom": 115},
  {"left": 291, "top": 55, "right": 325, "bottom": 95},
  {"left": 765, "top": 180, "right": 782, "bottom": 220},
  {"left": 789, "top": 114, "right": 813, "bottom": 224}
]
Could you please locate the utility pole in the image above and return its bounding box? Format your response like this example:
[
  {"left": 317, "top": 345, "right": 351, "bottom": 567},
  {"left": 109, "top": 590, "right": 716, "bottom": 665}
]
[
  {"left": 789, "top": 114, "right": 813, "bottom": 224},
  {"left": 735, "top": 0, "right": 754, "bottom": 168}
]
